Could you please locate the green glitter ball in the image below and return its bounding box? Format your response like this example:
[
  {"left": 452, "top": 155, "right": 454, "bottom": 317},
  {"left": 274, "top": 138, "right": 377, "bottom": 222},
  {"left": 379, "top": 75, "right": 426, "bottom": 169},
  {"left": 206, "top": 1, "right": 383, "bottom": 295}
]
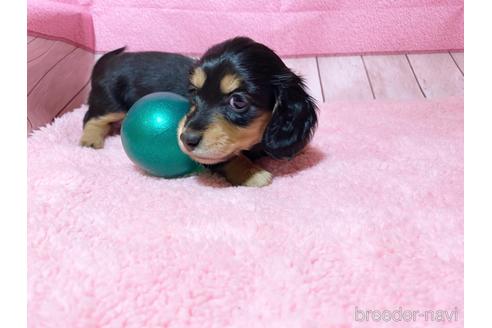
[{"left": 121, "top": 92, "right": 202, "bottom": 178}]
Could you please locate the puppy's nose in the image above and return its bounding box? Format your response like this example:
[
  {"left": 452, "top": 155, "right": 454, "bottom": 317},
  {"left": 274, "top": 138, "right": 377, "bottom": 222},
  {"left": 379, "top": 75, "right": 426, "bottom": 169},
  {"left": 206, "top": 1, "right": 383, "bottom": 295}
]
[{"left": 180, "top": 130, "right": 202, "bottom": 150}]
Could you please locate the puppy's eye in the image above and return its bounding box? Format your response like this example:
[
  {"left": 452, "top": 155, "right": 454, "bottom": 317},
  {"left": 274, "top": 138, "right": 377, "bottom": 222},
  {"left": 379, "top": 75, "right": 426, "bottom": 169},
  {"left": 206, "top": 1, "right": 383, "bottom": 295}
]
[
  {"left": 229, "top": 94, "right": 248, "bottom": 112},
  {"left": 188, "top": 86, "right": 197, "bottom": 94}
]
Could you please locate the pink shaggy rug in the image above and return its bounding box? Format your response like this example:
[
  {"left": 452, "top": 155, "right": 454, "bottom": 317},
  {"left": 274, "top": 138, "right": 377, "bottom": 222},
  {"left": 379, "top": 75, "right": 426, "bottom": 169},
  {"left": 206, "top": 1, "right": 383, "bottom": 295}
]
[{"left": 28, "top": 98, "right": 464, "bottom": 327}]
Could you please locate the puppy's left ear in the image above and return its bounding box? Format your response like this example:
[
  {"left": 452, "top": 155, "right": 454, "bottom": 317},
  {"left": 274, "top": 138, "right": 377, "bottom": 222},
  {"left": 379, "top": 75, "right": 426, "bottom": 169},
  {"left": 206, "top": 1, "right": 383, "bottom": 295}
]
[{"left": 262, "top": 72, "right": 318, "bottom": 159}]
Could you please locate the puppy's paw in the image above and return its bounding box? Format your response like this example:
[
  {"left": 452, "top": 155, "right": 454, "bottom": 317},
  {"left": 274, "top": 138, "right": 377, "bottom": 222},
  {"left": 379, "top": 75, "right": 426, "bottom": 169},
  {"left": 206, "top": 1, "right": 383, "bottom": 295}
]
[
  {"left": 243, "top": 169, "right": 272, "bottom": 187},
  {"left": 221, "top": 155, "right": 273, "bottom": 187},
  {"left": 79, "top": 134, "right": 105, "bottom": 149},
  {"left": 79, "top": 113, "right": 126, "bottom": 149}
]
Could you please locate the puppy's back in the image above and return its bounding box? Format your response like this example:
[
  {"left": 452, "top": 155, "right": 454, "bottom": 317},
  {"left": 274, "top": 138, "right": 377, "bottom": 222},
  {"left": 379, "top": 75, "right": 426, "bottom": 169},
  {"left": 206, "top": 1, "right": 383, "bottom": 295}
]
[{"left": 89, "top": 48, "right": 195, "bottom": 111}]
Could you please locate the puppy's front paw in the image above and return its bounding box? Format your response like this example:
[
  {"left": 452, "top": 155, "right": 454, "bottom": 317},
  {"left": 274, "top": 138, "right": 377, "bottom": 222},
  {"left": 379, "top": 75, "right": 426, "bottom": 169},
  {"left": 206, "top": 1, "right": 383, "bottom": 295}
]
[
  {"left": 80, "top": 134, "right": 105, "bottom": 149},
  {"left": 243, "top": 169, "right": 272, "bottom": 187},
  {"left": 220, "top": 155, "right": 273, "bottom": 187}
]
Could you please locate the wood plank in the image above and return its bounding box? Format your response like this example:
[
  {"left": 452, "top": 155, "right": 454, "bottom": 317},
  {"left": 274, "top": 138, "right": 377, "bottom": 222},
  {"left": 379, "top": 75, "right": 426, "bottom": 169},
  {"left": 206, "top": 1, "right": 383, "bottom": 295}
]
[
  {"left": 57, "top": 82, "right": 91, "bottom": 118},
  {"left": 282, "top": 57, "right": 324, "bottom": 103},
  {"left": 28, "top": 48, "right": 93, "bottom": 130},
  {"left": 27, "top": 38, "right": 56, "bottom": 62},
  {"left": 363, "top": 55, "right": 424, "bottom": 100},
  {"left": 317, "top": 55, "right": 373, "bottom": 101},
  {"left": 28, "top": 41, "right": 77, "bottom": 94},
  {"left": 407, "top": 53, "right": 464, "bottom": 98},
  {"left": 450, "top": 52, "right": 464, "bottom": 74}
]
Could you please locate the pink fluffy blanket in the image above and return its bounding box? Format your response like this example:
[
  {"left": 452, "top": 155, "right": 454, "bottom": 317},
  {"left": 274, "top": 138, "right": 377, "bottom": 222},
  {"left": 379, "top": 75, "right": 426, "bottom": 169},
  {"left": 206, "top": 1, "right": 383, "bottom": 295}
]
[
  {"left": 27, "top": 0, "right": 464, "bottom": 56},
  {"left": 28, "top": 98, "right": 463, "bottom": 327}
]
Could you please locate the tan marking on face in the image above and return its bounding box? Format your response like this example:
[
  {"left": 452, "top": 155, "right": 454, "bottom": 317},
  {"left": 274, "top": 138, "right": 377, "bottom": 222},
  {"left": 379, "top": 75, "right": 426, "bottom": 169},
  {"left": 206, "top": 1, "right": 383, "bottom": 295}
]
[
  {"left": 220, "top": 155, "right": 272, "bottom": 187},
  {"left": 177, "top": 116, "right": 186, "bottom": 146},
  {"left": 190, "top": 67, "right": 206, "bottom": 89},
  {"left": 198, "top": 112, "right": 271, "bottom": 157},
  {"left": 220, "top": 74, "right": 242, "bottom": 94},
  {"left": 80, "top": 112, "right": 126, "bottom": 149}
]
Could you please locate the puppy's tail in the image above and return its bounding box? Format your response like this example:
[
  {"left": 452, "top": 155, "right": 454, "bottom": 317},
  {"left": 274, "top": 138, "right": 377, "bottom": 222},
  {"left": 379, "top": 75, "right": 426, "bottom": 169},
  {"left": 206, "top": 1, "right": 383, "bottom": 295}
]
[{"left": 93, "top": 47, "right": 126, "bottom": 71}]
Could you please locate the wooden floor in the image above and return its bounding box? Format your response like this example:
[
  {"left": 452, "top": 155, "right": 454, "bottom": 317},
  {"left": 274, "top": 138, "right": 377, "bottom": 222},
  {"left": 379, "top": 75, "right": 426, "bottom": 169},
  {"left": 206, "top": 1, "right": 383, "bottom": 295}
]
[
  {"left": 28, "top": 36, "right": 463, "bottom": 133},
  {"left": 28, "top": 36, "right": 93, "bottom": 133},
  {"left": 95, "top": 51, "right": 464, "bottom": 102},
  {"left": 282, "top": 52, "right": 463, "bottom": 103}
]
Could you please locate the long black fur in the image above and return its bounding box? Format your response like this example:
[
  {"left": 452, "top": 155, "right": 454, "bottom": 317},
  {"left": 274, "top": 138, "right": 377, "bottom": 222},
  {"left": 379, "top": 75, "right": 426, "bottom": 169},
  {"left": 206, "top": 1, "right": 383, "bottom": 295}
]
[{"left": 191, "top": 37, "right": 318, "bottom": 160}]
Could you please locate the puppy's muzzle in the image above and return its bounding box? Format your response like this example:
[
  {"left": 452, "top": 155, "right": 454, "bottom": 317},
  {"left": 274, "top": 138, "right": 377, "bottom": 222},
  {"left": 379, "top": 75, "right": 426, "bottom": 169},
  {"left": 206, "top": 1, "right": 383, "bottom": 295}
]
[{"left": 179, "top": 129, "right": 202, "bottom": 151}]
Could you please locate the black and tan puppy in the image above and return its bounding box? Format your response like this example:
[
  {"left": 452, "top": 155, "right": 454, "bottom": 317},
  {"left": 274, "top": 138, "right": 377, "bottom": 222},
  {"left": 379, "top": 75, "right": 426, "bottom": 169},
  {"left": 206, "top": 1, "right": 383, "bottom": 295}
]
[{"left": 81, "top": 37, "right": 318, "bottom": 187}]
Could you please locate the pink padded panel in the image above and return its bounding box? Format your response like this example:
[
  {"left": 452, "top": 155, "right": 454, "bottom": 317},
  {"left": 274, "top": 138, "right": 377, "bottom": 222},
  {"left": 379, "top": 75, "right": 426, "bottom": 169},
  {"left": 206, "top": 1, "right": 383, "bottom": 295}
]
[{"left": 28, "top": 0, "right": 463, "bottom": 56}]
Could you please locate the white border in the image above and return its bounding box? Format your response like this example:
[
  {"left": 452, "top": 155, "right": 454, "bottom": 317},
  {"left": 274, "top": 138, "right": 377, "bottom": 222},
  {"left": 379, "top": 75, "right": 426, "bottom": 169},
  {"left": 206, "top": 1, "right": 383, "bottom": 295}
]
[
  {"left": 0, "top": 0, "right": 27, "bottom": 327},
  {"left": 465, "top": 1, "right": 492, "bottom": 327}
]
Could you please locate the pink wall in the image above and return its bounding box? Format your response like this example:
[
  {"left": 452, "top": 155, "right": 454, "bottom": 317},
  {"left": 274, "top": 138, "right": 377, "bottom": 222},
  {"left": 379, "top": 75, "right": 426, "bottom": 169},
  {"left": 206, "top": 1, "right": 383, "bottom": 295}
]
[{"left": 28, "top": 0, "right": 463, "bottom": 56}]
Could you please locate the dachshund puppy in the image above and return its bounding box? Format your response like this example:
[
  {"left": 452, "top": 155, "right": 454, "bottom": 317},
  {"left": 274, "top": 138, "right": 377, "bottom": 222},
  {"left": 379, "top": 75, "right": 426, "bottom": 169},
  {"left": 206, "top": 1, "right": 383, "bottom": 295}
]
[{"left": 80, "top": 37, "right": 318, "bottom": 187}]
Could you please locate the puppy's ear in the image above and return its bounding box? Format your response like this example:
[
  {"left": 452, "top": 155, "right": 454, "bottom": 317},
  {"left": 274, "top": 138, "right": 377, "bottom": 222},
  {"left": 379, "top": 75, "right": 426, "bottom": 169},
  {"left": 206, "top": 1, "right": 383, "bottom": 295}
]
[{"left": 262, "top": 72, "right": 318, "bottom": 159}]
